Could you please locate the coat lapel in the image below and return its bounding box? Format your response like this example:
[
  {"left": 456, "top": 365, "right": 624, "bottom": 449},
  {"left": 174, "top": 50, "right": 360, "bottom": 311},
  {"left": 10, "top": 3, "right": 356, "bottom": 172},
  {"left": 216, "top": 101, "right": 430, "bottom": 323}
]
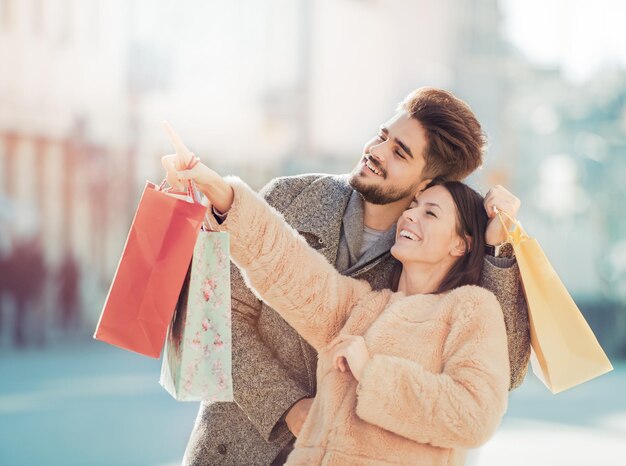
[
  {"left": 282, "top": 175, "right": 353, "bottom": 265},
  {"left": 342, "top": 224, "right": 397, "bottom": 276},
  {"left": 342, "top": 191, "right": 366, "bottom": 267}
]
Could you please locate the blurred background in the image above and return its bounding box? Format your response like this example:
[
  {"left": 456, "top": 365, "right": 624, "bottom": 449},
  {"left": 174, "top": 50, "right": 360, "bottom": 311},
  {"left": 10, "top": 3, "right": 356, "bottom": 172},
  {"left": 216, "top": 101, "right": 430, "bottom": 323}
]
[{"left": 0, "top": 0, "right": 625, "bottom": 465}]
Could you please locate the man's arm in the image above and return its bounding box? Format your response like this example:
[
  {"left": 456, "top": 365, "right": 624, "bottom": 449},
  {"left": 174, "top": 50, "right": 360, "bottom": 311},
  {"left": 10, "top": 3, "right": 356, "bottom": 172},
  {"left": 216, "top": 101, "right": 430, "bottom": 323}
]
[
  {"left": 230, "top": 264, "right": 309, "bottom": 442},
  {"left": 480, "top": 255, "right": 531, "bottom": 390},
  {"left": 229, "top": 174, "right": 324, "bottom": 442},
  {"left": 481, "top": 184, "right": 531, "bottom": 390}
]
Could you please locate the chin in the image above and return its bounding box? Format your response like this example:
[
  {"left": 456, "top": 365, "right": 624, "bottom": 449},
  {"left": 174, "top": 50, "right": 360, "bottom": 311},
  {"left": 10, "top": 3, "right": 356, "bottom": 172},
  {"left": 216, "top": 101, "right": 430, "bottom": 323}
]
[
  {"left": 391, "top": 243, "right": 421, "bottom": 266},
  {"left": 390, "top": 244, "right": 403, "bottom": 261},
  {"left": 348, "top": 173, "right": 370, "bottom": 193}
]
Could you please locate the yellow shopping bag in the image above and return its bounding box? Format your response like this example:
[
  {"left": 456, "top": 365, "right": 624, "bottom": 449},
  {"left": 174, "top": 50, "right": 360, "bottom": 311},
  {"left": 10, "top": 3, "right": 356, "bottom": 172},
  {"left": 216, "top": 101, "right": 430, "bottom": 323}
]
[{"left": 499, "top": 211, "right": 613, "bottom": 393}]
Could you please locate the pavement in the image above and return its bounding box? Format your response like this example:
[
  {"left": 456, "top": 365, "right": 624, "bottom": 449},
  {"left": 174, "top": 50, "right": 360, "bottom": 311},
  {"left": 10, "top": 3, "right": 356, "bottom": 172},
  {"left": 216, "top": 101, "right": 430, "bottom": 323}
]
[
  {"left": 0, "top": 339, "right": 624, "bottom": 466},
  {"left": 473, "top": 360, "right": 626, "bottom": 466}
]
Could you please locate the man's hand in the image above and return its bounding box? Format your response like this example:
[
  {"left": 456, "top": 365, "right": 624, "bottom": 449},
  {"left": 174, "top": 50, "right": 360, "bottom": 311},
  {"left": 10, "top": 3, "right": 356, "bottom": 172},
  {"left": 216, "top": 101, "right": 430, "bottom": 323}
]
[
  {"left": 484, "top": 185, "right": 521, "bottom": 246},
  {"left": 285, "top": 397, "right": 314, "bottom": 437},
  {"left": 328, "top": 334, "right": 370, "bottom": 382}
]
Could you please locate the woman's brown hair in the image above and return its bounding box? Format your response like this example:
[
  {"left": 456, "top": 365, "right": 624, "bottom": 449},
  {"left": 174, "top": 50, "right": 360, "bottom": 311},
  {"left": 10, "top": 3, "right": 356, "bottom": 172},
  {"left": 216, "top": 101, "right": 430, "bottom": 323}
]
[{"left": 391, "top": 179, "right": 488, "bottom": 294}]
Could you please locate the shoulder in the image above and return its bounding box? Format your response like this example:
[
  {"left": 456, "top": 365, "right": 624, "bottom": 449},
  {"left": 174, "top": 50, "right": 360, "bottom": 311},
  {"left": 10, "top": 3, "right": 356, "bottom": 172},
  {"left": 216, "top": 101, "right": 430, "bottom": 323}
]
[
  {"left": 260, "top": 173, "right": 349, "bottom": 211},
  {"left": 343, "top": 287, "right": 394, "bottom": 334},
  {"left": 350, "top": 284, "right": 387, "bottom": 311},
  {"left": 444, "top": 285, "right": 502, "bottom": 322},
  {"left": 259, "top": 173, "right": 327, "bottom": 198}
]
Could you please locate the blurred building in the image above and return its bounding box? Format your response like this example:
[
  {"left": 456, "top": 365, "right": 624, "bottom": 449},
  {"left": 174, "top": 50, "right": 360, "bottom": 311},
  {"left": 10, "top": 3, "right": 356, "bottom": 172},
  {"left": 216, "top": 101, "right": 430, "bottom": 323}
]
[
  {"left": 0, "top": 0, "right": 469, "bottom": 290},
  {"left": 0, "top": 0, "right": 147, "bottom": 325},
  {"left": 1, "top": 0, "right": 624, "bottom": 354}
]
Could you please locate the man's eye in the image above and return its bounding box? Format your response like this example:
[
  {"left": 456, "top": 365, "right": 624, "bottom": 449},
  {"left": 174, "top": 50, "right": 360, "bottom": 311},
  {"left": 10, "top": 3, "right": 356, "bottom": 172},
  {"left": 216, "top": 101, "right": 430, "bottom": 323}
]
[
  {"left": 377, "top": 133, "right": 386, "bottom": 141},
  {"left": 395, "top": 150, "right": 405, "bottom": 160}
]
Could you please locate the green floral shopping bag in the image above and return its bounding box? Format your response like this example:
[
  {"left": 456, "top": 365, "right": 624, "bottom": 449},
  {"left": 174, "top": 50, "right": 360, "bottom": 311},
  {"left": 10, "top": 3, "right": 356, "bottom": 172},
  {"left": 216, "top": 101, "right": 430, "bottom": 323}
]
[{"left": 159, "top": 225, "right": 232, "bottom": 401}]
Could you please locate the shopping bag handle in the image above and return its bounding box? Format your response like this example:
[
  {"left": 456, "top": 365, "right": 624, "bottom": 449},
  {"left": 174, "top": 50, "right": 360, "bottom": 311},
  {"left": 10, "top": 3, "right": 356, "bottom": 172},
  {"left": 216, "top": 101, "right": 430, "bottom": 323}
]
[
  {"left": 496, "top": 208, "right": 529, "bottom": 244},
  {"left": 157, "top": 155, "right": 218, "bottom": 232},
  {"left": 158, "top": 156, "right": 200, "bottom": 197}
]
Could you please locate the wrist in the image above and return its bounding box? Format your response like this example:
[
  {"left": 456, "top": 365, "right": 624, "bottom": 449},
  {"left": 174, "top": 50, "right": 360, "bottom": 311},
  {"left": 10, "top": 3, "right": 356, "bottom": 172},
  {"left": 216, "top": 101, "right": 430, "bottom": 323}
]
[
  {"left": 485, "top": 242, "right": 514, "bottom": 258},
  {"left": 202, "top": 179, "right": 234, "bottom": 214},
  {"left": 283, "top": 396, "right": 308, "bottom": 422}
]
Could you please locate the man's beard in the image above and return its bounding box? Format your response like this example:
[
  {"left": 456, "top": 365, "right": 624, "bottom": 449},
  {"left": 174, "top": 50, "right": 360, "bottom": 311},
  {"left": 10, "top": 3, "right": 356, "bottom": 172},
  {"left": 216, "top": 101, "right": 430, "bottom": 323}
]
[{"left": 348, "top": 163, "right": 420, "bottom": 205}]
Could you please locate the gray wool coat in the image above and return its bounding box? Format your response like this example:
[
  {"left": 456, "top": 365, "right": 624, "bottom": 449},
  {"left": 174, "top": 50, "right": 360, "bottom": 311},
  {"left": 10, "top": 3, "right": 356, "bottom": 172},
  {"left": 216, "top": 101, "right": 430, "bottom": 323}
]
[{"left": 182, "top": 174, "right": 531, "bottom": 466}]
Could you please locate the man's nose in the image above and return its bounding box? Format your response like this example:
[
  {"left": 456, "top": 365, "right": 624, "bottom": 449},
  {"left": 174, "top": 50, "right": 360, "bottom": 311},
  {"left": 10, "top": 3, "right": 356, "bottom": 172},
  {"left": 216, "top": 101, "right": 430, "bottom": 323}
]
[
  {"left": 370, "top": 139, "right": 390, "bottom": 161},
  {"left": 370, "top": 146, "right": 387, "bottom": 164}
]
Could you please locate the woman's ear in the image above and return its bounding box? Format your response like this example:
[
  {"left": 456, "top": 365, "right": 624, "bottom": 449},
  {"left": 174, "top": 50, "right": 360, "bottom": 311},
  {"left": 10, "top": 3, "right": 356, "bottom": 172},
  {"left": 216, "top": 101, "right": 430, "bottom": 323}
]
[{"left": 451, "top": 235, "right": 472, "bottom": 257}]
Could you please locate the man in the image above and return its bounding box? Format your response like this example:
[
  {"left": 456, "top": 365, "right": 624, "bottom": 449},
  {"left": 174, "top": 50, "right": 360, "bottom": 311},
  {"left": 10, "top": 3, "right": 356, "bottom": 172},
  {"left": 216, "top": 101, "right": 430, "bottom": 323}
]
[{"left": 182, "top": 87, "right": 530, "bottom": 465}]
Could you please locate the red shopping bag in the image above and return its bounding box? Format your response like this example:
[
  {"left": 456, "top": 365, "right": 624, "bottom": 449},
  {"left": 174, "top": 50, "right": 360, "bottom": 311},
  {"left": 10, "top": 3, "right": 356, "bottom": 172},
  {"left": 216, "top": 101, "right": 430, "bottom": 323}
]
[{"left": 94, "top": 180, "right": 207, "bottom": 358}]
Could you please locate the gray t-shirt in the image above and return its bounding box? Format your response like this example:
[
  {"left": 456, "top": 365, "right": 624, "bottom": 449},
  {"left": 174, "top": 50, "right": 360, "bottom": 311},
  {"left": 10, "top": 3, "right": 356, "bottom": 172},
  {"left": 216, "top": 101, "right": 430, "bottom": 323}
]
[{"left": 360, "top": 225, "right": 387, "bottom": 258}]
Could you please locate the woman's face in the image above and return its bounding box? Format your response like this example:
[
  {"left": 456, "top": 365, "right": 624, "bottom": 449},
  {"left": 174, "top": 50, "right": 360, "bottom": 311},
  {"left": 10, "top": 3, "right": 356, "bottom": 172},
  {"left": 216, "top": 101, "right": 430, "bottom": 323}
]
[{"left": 390, "top": 185, "right": 466, "bottom": 266}]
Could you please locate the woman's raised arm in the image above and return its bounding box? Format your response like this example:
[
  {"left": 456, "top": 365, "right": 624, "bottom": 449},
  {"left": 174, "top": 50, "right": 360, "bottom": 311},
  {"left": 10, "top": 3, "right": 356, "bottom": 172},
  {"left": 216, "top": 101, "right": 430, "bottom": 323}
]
[{"left": 161, "top": 123, "right": 372, "bottom": 350}]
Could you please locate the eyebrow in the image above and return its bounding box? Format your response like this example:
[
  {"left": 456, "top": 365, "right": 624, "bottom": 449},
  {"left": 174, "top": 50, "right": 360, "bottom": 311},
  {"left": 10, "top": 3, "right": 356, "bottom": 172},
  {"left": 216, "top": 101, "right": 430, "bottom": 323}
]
[
  {"left": 413, "top": 199, "right": 442, "bottom": 211},
  {"left": 380, "top": 126, "right": 414, "bottom": 159},
  {"left": 425, "top": 202, "right": 442, "bottom": 211}
]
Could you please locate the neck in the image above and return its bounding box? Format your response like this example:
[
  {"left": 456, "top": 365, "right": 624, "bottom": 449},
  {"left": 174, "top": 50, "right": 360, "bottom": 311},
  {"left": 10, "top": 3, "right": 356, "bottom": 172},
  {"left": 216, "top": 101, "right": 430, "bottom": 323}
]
[
  {"left": 363, "top": 198, "right": 411, "bottom": 231},
  {"left": 396, "top": 259, "right": 455, "bottom": 295}
]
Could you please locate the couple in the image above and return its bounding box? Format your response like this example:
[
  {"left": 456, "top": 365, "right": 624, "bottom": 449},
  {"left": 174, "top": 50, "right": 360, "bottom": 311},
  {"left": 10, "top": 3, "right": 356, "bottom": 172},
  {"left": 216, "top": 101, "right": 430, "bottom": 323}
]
[{"left": 162, "top": 87, "right": 531, "bottom": 466}]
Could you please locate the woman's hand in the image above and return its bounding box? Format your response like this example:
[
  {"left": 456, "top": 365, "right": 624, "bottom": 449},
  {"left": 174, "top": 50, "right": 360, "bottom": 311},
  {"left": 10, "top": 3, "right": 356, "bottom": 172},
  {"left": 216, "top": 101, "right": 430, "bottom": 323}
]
[
  {"left": 328, "top": 335, "right": 370, "bottom": 382},
  {"left": 161, "top": 121, "right": 234, "bottom": 214}
]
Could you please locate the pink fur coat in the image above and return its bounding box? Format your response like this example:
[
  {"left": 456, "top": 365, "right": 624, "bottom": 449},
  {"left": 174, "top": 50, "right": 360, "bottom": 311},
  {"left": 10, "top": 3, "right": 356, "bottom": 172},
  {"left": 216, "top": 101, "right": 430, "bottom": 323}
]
[{"left": 216, "top": 177, "right": 511, "bottom": 466}]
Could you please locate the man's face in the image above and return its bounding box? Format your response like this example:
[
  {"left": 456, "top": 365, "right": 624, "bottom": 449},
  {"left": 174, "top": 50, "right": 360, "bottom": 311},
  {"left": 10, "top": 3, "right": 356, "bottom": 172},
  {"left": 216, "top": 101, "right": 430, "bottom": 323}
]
[{"left": 348, "top": 111, "right": 429, "bottom": 205}]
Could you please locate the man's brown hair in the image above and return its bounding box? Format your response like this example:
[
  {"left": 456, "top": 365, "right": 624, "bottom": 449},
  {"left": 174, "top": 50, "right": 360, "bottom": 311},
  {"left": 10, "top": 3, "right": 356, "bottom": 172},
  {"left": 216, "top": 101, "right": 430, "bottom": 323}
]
[{"left": 399, "top": 87, "right": 486, "bottom": 181}]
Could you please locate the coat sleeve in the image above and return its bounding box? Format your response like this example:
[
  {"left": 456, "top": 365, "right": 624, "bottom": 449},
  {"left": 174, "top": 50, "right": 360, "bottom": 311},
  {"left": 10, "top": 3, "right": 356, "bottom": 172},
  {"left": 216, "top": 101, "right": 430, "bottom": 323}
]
[
  {"left": 217, "top": 177, "right": 372, "bottom": 351},
  {"left": 229, "top": 264, "right": 309, "bottom": 442},
  {"left": 480, "top": 256, "right": 531, "bottom": 390},
  {"left": 227, "top": 175, "right": 323, "bottom": 443},
  {"left": 354, "top": 287, "right": 510, "bottom": 449}
]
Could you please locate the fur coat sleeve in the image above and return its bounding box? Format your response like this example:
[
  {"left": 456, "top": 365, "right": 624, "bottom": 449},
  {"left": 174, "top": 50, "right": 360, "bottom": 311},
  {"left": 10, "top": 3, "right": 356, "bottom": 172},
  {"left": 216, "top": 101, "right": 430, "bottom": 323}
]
[
  {"left": 355, "top": 286, "right": 510, "bottom": 449},
  {"left": 217, "top": 177, "right": 372, "bottom": 351}
]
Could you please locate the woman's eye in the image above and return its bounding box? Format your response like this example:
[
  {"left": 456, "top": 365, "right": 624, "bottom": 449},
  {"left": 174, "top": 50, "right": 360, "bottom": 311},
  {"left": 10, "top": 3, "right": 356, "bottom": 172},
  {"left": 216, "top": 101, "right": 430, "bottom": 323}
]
[{"left": 426, "top": 210, "right": 437, "bottom": 218}]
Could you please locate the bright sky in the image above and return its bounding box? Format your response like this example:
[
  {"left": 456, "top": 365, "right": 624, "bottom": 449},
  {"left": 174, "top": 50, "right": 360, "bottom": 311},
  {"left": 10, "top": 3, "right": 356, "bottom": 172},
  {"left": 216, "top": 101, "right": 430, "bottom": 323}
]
[{"left": 500, "top": 0, "right": 626, "bottom": 82}]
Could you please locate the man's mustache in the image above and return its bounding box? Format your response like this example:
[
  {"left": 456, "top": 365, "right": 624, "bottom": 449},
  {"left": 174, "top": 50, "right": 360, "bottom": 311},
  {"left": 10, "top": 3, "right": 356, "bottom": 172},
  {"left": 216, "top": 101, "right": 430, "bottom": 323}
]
[{"left": 364, "top": 155, "right": 386, "bottom": 178}]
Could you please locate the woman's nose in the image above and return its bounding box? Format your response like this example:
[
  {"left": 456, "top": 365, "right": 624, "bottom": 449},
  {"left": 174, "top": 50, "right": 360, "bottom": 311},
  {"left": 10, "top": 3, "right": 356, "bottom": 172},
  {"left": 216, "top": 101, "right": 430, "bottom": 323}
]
[{"left": 403, "top": 208, "right": 417, "bottom": 223}]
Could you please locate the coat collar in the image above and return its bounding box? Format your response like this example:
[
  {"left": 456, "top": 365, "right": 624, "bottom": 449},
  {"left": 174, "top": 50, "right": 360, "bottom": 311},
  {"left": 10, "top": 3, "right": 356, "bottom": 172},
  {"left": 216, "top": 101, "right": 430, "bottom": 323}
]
[
  {"left": 282, "top": 174, "right": 353, "bottom": 265},
  {"left": 342, "top": 224, "right": 397, "bottom": 276},
  {"left": 342, "top": 190, "right": 365, "bottom": 267}
]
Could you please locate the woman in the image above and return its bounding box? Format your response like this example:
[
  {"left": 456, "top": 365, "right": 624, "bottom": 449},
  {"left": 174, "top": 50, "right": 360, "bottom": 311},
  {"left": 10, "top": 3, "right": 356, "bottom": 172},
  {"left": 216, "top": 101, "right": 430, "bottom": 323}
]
[{"left": 162, "top": 129, "right": 510, "bottom": 466}]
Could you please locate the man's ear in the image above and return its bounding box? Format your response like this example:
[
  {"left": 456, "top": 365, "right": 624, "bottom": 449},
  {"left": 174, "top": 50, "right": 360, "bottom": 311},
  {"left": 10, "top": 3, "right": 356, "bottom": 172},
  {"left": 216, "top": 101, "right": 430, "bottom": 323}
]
[{"left": 451, "top": 235, "right": 472, "bottom": 257}]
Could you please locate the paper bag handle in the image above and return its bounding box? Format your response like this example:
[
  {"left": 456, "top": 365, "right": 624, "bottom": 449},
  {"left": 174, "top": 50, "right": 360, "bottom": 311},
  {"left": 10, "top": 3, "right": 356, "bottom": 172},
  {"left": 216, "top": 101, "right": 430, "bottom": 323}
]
[
  {"left": 157, "top": 155, "right": 218, "bottom": 232},
  {"left": 496, "top": 208, "right": 529, "bottom": 243},
  {"left": 158, "top": 156, "right": 200, "bottom": 195}
]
